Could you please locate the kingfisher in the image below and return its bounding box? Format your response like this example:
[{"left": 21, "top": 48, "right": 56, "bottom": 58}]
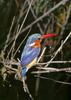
[{"left": 19, "top": 33, "right": 57, "bottom": 80}]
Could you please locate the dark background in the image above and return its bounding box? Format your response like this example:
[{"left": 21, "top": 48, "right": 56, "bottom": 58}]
[{"left": 0, "top": 0, "right": 71, "bottom": 100}]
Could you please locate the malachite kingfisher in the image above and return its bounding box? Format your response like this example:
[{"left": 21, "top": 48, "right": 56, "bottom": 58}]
[{"left": 20, "top": 33, "right": 57, "bottom": 78}]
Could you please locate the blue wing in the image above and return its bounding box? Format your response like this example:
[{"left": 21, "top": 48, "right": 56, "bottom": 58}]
[{"left": 20, "top": 47, "right": 40, "bottom": 67}]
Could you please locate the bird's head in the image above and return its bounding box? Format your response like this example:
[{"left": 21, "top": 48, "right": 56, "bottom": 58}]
[{"left": 29, "top": 33, "right": 57, "bottom": 48}]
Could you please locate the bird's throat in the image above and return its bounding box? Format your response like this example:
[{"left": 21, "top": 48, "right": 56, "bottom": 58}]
[{"left": 33, "top": 39, "right": 41, "bottom": 48}]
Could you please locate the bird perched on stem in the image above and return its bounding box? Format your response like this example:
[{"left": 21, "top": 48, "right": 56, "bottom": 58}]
[{"left": 19, "top": 33, "right": 57, "bottom": 80}]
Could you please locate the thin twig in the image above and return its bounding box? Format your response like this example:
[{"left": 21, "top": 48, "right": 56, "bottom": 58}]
[
  {"left": 17, "top": 0, "right": 27, "bottom": 23},
  {"left": 3, "top": 16, "right": 15, "bottom": 52},
  {"left": 5, "top": 65, "right": 18, "bottom": 72},
  {"left": 34, "top": 67, "right": 71, "bottom": 73},
  {"left": 22, "top": 78, "right": 34, "bottom": 100},
  {"left": 11, "top": 25, "right": 20, "bottom": 59},
  {"left": 37, "top": 61, "right": 71, "bottom": 64},
  {"left": 37, "top": 47, "right": 46, "bottom": 62},
  {"left": 26, "top": 0, "right": 43, "bottom": 34},
  {"left": 35, "top": 75, "right": 71, "bottom": 85},
  {"left": 18, "top": 0, "right": 33, "bottom": 35},
  {"left": 6, "top": 25, "right": 20, "bottom": 59},
  {"left": 35, "top": 47, "right": 46, "bottom": 95}
]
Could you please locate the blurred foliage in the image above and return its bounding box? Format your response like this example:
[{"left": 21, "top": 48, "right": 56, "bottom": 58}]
[{"left": 34, "top": 0, "right": 50, "bottom": 15}]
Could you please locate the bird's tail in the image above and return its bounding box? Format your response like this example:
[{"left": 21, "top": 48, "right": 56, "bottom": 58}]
[{"left": 21, "top": 67, "right": 27, "bottom": 77}]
